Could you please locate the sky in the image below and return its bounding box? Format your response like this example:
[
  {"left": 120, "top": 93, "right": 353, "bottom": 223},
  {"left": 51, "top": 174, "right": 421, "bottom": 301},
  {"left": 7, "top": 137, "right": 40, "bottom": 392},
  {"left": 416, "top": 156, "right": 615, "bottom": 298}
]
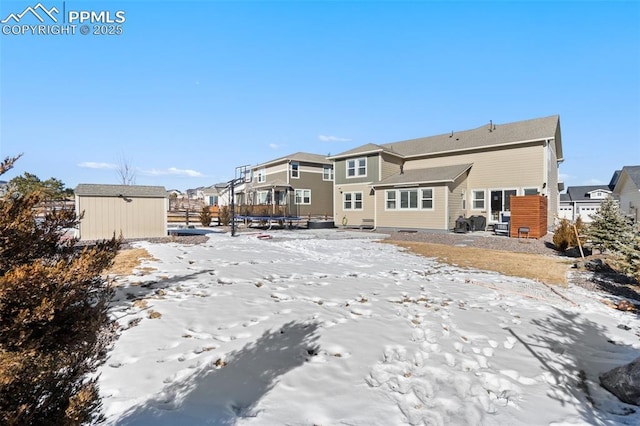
[
  {"left": 98, "top": 229, "right": 640, "bottom": 424},
  {"left": 1, "top": 0, "right": 639, "bottom": 192}
]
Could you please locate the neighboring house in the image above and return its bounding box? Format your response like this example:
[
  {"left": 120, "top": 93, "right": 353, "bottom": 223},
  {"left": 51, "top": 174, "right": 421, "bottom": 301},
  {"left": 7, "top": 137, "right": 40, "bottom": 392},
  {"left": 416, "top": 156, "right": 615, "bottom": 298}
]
[
  {"left": 329, "top": 115, "right": 563, "bottom": 231},
  {"left": 612, "top": 165, "right": 640, "bottom": 224},
  {"left": 0, "top": 180, "right": 6, "bottom": 196},
  {"left": 558, "top": 185, "right": 616, "bottom": 223},
  {"left": 202, "top": 183, "right": 227, "bottom": 207},
  {"left": 75, "top": 184, "right": 167, "bottom": 240},
  {"left": 237, "top": 152, "right": 334, "bottom": 217}
]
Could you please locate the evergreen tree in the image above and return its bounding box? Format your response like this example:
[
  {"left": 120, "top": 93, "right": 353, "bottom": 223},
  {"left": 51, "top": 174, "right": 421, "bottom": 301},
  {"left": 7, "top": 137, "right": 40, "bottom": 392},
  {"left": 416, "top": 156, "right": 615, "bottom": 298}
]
[
  {"left": 0, "top": 156, "right": 120, "bottom": 425},
  {"left": 200, "top": 205, "right": 212, "bottom": 227},
  {"left": 586, "top": 196, "right": 634, "bottom": 253},
  {"left": 619, "top": 233, "right": 640, "bottom": 281}
]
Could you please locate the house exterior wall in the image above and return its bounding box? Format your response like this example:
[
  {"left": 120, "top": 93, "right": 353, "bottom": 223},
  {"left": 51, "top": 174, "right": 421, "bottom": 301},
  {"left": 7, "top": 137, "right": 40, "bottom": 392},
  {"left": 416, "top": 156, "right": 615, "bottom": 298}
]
[
  {"left": 616, "top": 173, "right": 640, "bottom": 224},
  {"left": 545, "top": 136, "right": 560, "bottom": 228},
  {"left": 380, "top": 153, "right": 403, "bottom": 180},
  {"left": 334, "top": 154, "right": 380, "bottom": 185},
  {"left": 333, "top": 141, "right": 556, "bottom": 231},
  {"left": 333, "top": 183, "right": 375, "bottom": 227},
  {"left": 76, "top": 196, "right": 167, "bottom": 240},
  {"left": 375, "top": 184, "right": 448, "bottom": 229},
  {"left": 249, "top": 160, "right": 334, "bottom": 218}
]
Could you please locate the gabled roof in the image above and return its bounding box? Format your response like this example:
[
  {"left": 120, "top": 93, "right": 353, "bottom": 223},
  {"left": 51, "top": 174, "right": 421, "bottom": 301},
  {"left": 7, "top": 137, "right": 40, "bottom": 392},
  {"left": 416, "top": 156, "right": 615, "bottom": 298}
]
[
  {"left": 373, "top": 164, "right": 472, "bottom": 187},
  {"left": 621, "top": 165, "right": 640, "bottom": 188},
  {"left": 564, "top": 185, "right": 615, "bottom": 202},
  {"left": 254, "top": 152, "right": 331, "bottom": 169},
  {"left": 75, "top": 184, "right": 167, "bottom": 198},
  {"left": 327, "top": 143, "right": 400, "bottom": 160},
  {"left": 330, "top": 115, "right": 561, "bottom": 160}
]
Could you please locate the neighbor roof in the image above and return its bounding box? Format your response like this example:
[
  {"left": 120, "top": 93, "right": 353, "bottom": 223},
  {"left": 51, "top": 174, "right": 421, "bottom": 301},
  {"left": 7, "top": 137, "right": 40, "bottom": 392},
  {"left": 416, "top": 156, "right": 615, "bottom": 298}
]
[
  {"left": 254, "top": 152, "right": 331, "bottom": 168},
  {"left": 621, "top": 165, "right": 640, "bottom": 188},
  {"left": 373, "top": 164, "right": 473, "bottom": 187},
  {"left": 75, "top": 184, "right": 167, "bottom": 198},
  {"left": 330, "top": 115, "right": 561, "bottom": 161},
  {"left": 564, "top": 185, "right": 615, "bottom": 202}
]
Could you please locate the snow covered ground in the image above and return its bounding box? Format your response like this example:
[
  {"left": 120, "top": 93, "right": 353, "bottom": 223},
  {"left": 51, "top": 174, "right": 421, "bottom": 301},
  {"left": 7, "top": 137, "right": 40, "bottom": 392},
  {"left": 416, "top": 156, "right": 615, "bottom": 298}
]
[{"left": 100, "top": 229, "right": 640, "bottom": 425}]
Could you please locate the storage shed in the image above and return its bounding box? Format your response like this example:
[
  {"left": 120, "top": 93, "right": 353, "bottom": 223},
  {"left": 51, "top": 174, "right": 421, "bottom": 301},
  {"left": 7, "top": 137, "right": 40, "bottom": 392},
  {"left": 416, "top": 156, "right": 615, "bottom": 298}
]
[
  {"left": 509, "top": 195, "right": 548, "bottom": 239},
  {"left": 75, "top": 184, "right": 167, "bottom": 241}
]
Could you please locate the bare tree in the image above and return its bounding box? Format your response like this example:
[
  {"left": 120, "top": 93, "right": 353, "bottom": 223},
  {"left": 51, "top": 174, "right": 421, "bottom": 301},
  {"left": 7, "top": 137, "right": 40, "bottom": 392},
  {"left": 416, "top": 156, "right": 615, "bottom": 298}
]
[{"left": 117, "top": 156, "right": 136, "bottom": 185}]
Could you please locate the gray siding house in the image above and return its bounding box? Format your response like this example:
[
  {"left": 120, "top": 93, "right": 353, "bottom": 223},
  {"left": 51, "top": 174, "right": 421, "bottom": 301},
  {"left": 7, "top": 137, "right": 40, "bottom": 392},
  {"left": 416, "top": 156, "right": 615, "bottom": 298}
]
[
  {"left": 75, "top": 184, "right": 167, "bottom": 240},
  {"left": 237, "top": 152, "right": 334, "bottom": 218}
]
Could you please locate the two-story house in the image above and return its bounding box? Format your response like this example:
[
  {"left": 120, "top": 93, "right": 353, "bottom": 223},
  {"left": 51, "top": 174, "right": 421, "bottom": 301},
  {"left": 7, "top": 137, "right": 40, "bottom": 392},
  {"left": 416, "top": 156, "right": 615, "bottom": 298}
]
[
  {"left": 559, "top": 186, "right": 616, "bottom": 223},
  {"left": 329, "top": 115, "right": 563, "bottom": 231},
  {"left": 237, "top": 152, "right": 334, "bottom": 218}
]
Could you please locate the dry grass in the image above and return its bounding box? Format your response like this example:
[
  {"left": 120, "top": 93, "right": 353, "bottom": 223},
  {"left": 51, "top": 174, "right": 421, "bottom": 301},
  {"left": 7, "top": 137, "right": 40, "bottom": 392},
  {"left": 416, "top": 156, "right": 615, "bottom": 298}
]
[
  {"left": 106, "top": 248, "right": 157, "bottom": 276},
  {"left": 383, "top": 240, "right": 571, "bottom": 286}
]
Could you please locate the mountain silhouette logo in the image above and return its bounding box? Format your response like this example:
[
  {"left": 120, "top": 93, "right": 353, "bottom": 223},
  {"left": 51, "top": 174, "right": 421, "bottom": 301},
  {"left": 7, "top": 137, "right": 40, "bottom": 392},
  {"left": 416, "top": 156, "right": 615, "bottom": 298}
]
[{"left": 1, "top": 3, "right": 59, "bottom": 24}]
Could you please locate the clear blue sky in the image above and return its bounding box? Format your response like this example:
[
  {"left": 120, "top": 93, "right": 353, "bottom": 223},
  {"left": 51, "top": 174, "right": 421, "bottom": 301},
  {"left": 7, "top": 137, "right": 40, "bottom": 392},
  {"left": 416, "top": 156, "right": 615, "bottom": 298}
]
[{"left": 1, "top": 0, "right": 639, "bottom": 191}]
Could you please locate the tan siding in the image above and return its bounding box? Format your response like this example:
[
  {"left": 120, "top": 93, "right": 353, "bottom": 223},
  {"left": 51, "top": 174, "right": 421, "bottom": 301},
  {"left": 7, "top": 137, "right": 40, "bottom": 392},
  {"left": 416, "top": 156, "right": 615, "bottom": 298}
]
[
  {"left": 334, "top": 155, "right": 379, "bottom": 185},
  {"left": 334, "top": 183, "right": 375, "bottom": 226},
  {"left": 447, "top": 175, "right": 467, "bottom": 229},
  {"left": 546, "top": 139, "right": 560, "bottom": 228},
  {"left": 294, "top": 167, "right": 334, "bottom": 217},
  {"left": 376, "top": 186, "right": 448, "bottom": 229},
  {"left": 405, "top": 143, "right": 545, "bottom": 189},
  {"left": 78, "top": 196, "right": 166, "bottom": 240}
]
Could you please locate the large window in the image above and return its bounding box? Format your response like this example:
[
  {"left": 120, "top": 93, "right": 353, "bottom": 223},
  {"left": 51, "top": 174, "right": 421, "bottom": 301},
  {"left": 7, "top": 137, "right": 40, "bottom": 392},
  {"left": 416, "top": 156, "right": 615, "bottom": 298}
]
[
  {"left": 295, "top": 189, "right": 311, "bottom": 205},
  {"left": 346, "top": 158, "right": 367, "bottom": 178},
  {"left": 323, "top": 165, "right": 334, "bottom": 181},
  {"left": 400, "top": 189, "right": 418, "bottom": 209},
  {"left": 257, "top": 169, "right": 266, "bottom": 183},
  {"left": 472, "top": 190, "right": 485, "bottom": 210},
  {"left": 343, "top": 192, "right": 363, "bottom": 210},
  {"left": 256, "top": 191, "right": 270, "bottom": 204},
  {"left": 291, "top": 162, "right": 299, "bottom": 178},
  {"left": 385, "top": 188, "right": 434, "bottom": 210}
]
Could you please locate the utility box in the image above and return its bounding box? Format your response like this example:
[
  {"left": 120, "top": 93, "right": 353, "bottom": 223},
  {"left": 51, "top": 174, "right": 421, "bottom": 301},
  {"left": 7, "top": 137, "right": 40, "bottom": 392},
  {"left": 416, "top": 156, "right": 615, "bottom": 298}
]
[{"left": 509, "top": 195, "right": 548, "bottom": 239}]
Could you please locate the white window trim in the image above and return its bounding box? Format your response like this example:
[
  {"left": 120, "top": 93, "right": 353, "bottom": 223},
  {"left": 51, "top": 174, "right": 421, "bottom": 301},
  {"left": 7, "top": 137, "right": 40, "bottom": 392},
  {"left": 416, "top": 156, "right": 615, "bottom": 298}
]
[
  {"left": 257, "top": 169, "right": 266, "bottom": 183},
  {"left": 384, "top": 190, "right": 396, "bottom": 210},
  {"left": 346, "top": 157, "right": 367, "bottom": 179},
  {"left": 323, "top": 165, "right": 334, "bottom": 181},
  {"left": 294, "top": 189, "right": 311, "bottom": 205},
  {"left": 291, "top": 162, "right": 300, "bottom": 179},
  {"left": 471, "top": 189, "right": 485, "bottom": 210},
  {"left": 420, "top": 188, "right": 434, "bottom": 211},
  {"left": 384, "top": 187, "right": 435, "bottom": 211},
  {"left": 399, "top": 189, "right": 419, "bottom": 210},
  {"left": 343, "top": 191, "right": 363, "bottom": 211}
]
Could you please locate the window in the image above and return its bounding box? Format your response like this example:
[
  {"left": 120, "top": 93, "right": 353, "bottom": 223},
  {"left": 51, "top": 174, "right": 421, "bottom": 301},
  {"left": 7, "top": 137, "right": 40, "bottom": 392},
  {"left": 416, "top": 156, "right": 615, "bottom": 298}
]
[
  {"left": 472, "top": 190, "right": 485, "bottom": 210},
  {"left": 295, "top": 189, "right": 311, "bottom": 205},
  {"left": 421, "top": 188, "right": 433, "bottom": 209},
  {"left": 524, "top": 188, "right": 539, "bottom": 195},
  {"left": 291, "top": 162, "right": 299, "bottom": 178},
  {"left": 208, "top": 195, "right": 218, "bottom": 206},
  {"left": 257, "top": 169, "right": 266, "bottom": 183},
  {"left": 343, "top": 192, "right": 363, "bottom": 210},
  {"left": 256, "top": 191, "right": 270, "bottom": 204},
  {"left": 323, "top": 165, "right": 334, "bottom": 181},
  {"left": 346, "top": 157, "right": 367, "bottom": 178},
  {"left": 385, "top": 190, "right": 396, "bottom": 209},
  {"left": 399, "top": 189, "right": 418, "bottom": 209}
]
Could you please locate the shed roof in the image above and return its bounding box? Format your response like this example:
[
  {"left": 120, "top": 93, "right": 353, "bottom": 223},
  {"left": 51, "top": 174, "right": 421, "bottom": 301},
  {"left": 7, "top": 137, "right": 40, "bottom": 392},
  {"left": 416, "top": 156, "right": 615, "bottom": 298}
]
[
  {"left": 75, "top": 184, "right": 167, "bottom": 198},
  {"left": 373, "top": 163, "right": 472, "bottom": 187}
]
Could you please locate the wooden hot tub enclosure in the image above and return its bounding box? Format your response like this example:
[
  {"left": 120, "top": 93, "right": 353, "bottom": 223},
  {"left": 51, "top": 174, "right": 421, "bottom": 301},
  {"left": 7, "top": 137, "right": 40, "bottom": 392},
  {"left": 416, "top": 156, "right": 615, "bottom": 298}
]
[{"left": 509, "top": 195, "right": 548, "bottom": 239}]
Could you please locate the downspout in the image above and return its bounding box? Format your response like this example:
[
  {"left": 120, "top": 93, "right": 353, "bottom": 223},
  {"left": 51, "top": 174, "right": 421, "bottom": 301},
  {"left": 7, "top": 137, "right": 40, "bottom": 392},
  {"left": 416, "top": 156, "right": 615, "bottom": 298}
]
[{"left": 372, "top": 187, "right": 377, "bottom": 231}]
